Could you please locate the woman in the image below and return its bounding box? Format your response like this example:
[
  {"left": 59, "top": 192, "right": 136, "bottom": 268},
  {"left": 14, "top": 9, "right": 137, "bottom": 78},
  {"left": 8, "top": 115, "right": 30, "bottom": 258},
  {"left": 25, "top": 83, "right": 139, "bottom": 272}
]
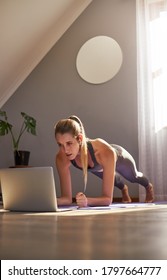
[{"left": 55, "top": 115, "right": 154, "bottom": 207}]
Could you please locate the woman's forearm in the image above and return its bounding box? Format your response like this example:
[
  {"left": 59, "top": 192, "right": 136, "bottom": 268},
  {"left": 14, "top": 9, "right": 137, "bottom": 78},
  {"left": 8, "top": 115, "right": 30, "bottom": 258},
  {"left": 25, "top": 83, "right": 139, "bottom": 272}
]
[
  {"left": 87, "top": 196, "right": 112, "bottom": 206},
  {"left": 57, "top": 197, "right": 72, "bottom": 206}
]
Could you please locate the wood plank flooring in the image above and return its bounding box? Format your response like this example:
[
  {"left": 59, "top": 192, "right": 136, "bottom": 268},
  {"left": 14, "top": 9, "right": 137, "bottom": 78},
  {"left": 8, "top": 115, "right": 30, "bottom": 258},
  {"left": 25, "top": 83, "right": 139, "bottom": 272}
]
[{"left": 1, "top": 206, "right": 167, "bottom": 260}]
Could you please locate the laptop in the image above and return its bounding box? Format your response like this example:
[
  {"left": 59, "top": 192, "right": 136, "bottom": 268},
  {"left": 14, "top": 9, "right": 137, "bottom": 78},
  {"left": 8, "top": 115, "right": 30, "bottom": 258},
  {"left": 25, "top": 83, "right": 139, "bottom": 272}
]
[{"left": 0, "top": 166, "right": 75, "bottom": 212}]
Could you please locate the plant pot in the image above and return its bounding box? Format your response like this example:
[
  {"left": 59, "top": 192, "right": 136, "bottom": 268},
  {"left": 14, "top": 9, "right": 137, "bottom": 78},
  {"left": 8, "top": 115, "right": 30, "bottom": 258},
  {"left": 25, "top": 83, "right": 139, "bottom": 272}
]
[{"left": 14, "top": 150, "right": 30, "bottom": 166}]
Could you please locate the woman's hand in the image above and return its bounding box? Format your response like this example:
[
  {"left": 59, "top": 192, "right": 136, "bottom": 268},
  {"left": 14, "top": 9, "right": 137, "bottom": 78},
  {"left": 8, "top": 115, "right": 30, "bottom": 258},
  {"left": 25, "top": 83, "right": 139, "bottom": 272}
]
[{"left": 76, "top": 192, "right": 88, "bottom": 207}]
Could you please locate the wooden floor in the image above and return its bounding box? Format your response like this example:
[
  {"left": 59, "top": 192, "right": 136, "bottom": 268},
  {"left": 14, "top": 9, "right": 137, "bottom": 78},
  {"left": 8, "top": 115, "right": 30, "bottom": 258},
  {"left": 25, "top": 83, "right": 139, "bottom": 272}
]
[{"left": 1, "top": 205, "right": 167, "bottom": 260}]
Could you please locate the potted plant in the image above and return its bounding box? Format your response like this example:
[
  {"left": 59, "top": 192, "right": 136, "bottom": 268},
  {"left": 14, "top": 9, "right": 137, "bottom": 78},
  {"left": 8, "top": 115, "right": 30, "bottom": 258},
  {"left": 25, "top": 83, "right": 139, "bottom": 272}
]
[{"left": 0, "top": 110, "right": 37, "bottom": 166}]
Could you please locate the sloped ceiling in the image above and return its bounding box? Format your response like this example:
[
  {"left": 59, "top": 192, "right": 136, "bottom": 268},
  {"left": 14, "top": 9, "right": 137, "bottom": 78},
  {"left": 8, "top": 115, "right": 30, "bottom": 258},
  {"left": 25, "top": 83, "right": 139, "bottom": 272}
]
[{"left": 0, "top": 0, "right": 92, "bottom": 107}]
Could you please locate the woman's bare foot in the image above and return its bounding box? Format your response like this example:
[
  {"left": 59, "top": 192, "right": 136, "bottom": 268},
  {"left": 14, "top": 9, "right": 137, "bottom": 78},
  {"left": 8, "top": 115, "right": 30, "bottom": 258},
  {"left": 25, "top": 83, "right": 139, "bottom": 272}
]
[
  {"left": 145, "top": 183, "right": 154, "bottom": 203},
  {"left": 122, "top": 185, "right": 132, "bottom": 203}
]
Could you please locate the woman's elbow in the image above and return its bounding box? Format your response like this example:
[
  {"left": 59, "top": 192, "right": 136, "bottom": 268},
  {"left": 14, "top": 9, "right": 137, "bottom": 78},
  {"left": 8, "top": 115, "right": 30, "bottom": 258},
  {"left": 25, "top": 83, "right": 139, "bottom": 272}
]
[{"left": 104, "top": 197, "right": 112, "bottom": 206}]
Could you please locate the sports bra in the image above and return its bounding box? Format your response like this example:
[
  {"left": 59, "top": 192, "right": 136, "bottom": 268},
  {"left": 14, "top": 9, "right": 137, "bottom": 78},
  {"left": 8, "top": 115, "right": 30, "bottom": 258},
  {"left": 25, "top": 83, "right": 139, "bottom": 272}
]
[
  {"left": 71, "top": 141, "right": 102, "bottom": 172},
  {"left": 70, "top": 141, "right": 122, "bottom": 173}
]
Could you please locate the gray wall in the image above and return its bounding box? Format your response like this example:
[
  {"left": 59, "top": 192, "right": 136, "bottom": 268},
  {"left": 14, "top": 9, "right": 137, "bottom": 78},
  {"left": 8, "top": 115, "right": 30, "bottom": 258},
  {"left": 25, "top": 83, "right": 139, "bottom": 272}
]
[{"left": 0, "top": 0, "right": 138, "bottom": 198}]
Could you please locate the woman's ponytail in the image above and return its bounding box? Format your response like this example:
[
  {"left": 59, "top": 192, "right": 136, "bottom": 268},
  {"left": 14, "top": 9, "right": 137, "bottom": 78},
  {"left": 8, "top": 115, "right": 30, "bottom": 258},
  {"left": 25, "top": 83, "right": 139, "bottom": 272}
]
[{"left": 68, "top": 116, "right": 88, "bottom": 191}]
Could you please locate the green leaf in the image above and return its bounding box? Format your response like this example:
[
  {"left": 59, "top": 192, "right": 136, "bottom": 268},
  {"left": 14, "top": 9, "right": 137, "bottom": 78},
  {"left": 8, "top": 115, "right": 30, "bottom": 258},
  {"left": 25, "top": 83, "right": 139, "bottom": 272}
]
[
  {"left": 0, "top": 120, "right": 12, "bottom": 136},
  {"left": 21, "top": 112, "right": 37, "bottom": 135},
  {"left": 0, "top": 111, "right": 37, "bottom": 151},
  {"left": 0, "top": 110, "right": 8, "bottom": 121}
]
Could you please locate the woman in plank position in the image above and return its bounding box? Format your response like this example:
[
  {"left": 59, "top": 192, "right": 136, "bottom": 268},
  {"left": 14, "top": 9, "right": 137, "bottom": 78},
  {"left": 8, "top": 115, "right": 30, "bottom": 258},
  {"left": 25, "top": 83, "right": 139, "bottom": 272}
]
[{"left": 54, "top": 115, "right": 154, "bottom": 207}]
